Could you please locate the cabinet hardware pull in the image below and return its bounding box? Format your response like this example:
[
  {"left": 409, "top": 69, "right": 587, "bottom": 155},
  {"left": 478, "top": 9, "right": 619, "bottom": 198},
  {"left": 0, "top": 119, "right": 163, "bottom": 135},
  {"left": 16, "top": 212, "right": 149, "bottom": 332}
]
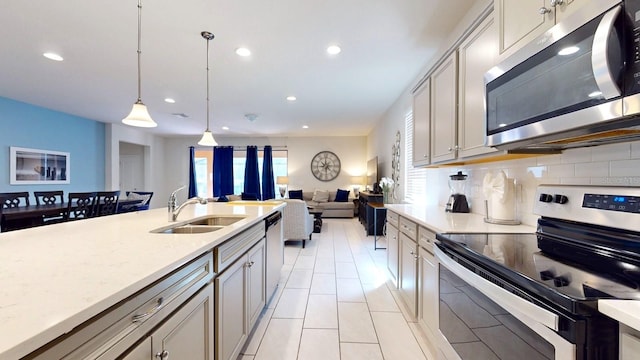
[
  {"left": 539, "top": 7, "right": 552, "bottom": 14},
  {"left": 155, "top": 350, "right": 169, "bottom": 359},
  {"left": 550, "top": 0, "right": 563, "bottom": 7},
  {"left": 132, "top": 297, "right": 163, "bottom": 323}
]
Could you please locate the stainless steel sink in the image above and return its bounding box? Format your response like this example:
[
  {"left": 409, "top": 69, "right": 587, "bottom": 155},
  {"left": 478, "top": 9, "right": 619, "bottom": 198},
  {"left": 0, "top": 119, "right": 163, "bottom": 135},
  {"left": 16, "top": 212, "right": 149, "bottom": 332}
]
[
  {"left": 187, "top": 216, "right": 246, "bottom": 226},
  {"left": 151, "top": 225, "right": 224, "bottom": 234}
]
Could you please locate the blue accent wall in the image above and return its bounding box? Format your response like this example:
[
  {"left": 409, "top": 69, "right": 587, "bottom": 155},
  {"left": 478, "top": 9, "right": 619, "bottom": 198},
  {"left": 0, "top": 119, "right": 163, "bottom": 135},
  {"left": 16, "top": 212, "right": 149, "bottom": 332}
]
[{"left": 0, "top": 97, "right": 105, "bottom": 195}]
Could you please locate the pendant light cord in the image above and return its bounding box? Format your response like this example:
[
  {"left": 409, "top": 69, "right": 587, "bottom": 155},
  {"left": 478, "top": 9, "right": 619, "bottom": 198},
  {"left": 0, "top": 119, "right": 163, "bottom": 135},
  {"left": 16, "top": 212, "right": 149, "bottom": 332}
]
[
  {"left": 136, "top": 0, "right": 143, "bottom": 102},
  {"left": 206, "top": 36, "right": 211, "bottom": 130}
]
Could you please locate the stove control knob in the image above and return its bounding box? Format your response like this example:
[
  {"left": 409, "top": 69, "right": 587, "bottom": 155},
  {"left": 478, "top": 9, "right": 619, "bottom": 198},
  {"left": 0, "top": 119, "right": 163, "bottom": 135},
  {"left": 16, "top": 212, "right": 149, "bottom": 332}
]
[
  {"left": 540, "top": 270, "right": 555, "bottom": 280},
  {"left": 539, "top": 193, "right": 553, "bottom": 203},
  {"left": 553, "top": 276, "right": 570, "bottom": 287},
  {"left": 554, "top": 194, "right": 569, "bottom": 204}
]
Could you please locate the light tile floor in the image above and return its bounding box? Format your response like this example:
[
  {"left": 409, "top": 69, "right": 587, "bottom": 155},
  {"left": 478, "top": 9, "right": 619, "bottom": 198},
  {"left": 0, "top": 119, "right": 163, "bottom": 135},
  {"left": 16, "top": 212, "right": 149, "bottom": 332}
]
[{"left": 238, "top": 218, "right": 435, "bottom": 360}]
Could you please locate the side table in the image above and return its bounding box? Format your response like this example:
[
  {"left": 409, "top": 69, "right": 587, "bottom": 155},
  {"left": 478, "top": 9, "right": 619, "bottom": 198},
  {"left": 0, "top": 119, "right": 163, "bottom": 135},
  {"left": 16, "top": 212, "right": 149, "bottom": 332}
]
[
  {"left": 368, "top": 202, "right": 387, "bottom": 250},
  {"left": 308, "top": 208, "right": 323, "bottom": 233}
]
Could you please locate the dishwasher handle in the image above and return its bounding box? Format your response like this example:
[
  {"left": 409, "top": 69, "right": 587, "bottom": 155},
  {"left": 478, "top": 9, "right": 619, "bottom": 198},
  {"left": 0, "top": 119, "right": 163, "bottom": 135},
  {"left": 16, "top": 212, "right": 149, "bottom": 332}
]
[{"left": 265, "top": 211, "right": 282, "bottom": 229}]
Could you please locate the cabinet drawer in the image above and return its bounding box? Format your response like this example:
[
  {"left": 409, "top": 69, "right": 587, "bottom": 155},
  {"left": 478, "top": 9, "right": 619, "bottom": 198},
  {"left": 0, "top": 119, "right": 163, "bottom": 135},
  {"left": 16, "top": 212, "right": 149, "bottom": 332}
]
[
  {"left": 28, "top": 253, "right": 214, "bottom": 360},
  {"left": 418, "top": 226, "right": 436, "bottom": 254},
  {"left": 386, "top": 211, "right": 399, "bottom": 227},
  {"left": 399, "top": 217, "right": 417, "bottom": 240},
  {"left": 215, "top": 222, "right": 265, "bottom": 273}
]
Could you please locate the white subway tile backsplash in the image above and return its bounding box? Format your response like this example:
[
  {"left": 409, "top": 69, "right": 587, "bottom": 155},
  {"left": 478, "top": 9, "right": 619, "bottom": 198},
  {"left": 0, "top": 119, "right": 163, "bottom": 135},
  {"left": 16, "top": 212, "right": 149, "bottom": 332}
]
[
  {"left": 561, "top": 148, "right": 591, "bottom": 163},
  {"left": 574, "top": 162, "right": 609, "bottom": 178},
  {"left": 591, "top": 143, "right": 631, "bottom": 161},
  {"left": 611, "top": 160, "right": 640, "bottom": 176},
  {"left": 630, "top": 140, "right": 640, "bottom": 158},
  {"left": 536, "top": 154, "right": 562, "bottom": 165},
  {"left": 560, "top": 177, "right": 591, "bottom": 185},
  {"left": 547, "top": 164, "right": 575, "bottom": 178}
]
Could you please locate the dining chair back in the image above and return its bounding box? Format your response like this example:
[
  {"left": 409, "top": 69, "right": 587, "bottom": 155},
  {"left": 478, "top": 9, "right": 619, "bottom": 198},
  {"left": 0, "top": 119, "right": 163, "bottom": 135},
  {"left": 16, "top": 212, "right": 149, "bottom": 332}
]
[
  {"left": 34, "top": 191, "right": 64, "bottom": 205},
  {"left": 95, "top": 191, "right": 120, "bottom": 217},
  {"left": 65, "top": 192, "right": 97, "bottom": 221},
  {"left": 34, "top": 191, "right": 65, "bottom": 224},
  {"left": 0, "top": 192, "right": 30, "bottom": 208}
]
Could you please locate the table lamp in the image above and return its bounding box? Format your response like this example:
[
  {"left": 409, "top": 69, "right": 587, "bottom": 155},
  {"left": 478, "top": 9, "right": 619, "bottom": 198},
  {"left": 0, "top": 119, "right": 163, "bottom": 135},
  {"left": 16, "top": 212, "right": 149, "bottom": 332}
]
[
  {"left": 351, "top": 176, "right": 364, "bottom": 198},
  {"left": 276, "top": 176, "right": 289, "bottom": 198}
]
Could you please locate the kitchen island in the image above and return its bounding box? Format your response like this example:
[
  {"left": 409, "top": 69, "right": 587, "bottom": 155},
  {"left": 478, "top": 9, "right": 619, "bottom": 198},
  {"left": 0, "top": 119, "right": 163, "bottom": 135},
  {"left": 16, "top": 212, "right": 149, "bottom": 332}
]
[{"left": 0, "top": 201, "right": 284, "bottom": 360}]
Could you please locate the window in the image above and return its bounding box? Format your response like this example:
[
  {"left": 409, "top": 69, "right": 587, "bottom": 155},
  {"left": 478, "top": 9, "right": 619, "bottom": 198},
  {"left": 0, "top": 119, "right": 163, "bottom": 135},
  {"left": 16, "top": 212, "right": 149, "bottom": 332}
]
[
  {"left": 404, "top": 111, "right": 427, "bottom": 203},
  {"left": 195, "top": 148, "right": 288, "bottom": 198}
]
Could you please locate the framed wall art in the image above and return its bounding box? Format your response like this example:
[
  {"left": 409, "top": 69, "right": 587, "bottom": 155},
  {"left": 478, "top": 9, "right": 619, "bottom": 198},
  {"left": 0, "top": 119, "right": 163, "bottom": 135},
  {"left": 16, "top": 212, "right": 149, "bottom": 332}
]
[{"left": 10, "top": 147, "right": 70, "bottom": 185}]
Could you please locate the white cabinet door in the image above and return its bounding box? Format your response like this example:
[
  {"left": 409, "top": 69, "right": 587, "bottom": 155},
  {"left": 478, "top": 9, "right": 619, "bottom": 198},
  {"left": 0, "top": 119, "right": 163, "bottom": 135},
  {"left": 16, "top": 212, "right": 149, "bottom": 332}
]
[
  {"left": 412, "top": 79, "right": 430, "bottom": 167},
  {"left": 497, "top": 0, "right": 552, "bottom": 56},
  {"left": 458, "top": 15, "right": 499, "bottom": 159},
  {"left": 120, "top": 337, "right": 151, "bottom": 360},
  {"left": 216, "top": 256, "right": 248, "bottom": 360},
  {"left": 123, "top": 283, "right": 214, "bottom": 360},
  {"left": 399, "top": 233, "right": 418, "bottom": 318},
  {"left": 387, "top": 223, "right": 399, "bottom": 287},
  {"left": 555, "top": 0, "right": 588, "bottom": 22},
  {"left": 430, "top": 52, "right": 458, "bottom": 164},
  {"left": 418, "top": 247, "right": 438, "bottom": 338},
  {"left": 151, "top": 282, "right": 214, "bottom": 360},
  {"left": 247, "top": 240, "right": 266, "bottom": 329}
]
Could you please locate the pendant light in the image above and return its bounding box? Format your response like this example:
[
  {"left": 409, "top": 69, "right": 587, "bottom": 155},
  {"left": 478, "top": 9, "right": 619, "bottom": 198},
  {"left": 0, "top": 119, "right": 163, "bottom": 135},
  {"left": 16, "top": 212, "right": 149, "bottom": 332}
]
[
  {"left": 198, "top": 31, "right": 218, "bottom": 146},
  {"left": 122, "top": 0, "right": 157, "bottom": 128}
]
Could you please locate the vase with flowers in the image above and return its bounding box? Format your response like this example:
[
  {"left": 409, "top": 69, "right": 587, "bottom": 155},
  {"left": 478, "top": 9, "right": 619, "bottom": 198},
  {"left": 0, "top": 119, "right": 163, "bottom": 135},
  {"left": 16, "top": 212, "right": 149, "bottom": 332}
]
[{"left": 379, "top": 177, "right": 394, "bottom": 204}]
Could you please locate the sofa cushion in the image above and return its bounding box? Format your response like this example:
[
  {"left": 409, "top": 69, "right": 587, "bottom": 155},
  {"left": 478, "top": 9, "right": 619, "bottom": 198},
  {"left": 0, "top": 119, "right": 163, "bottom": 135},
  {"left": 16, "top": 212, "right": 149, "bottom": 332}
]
[
  {"left": 335, "top": 189, "right": 350, "bottom": 202},
  {"left": 288, "top": 189, "right": 303, "bottom": 200},
  {"left": 227, "top": 194, "right": 241, "bottom": 201},
  {"left": 317, "top": 201, "right": 354, "bottom": 210},
  {"left": 312, "top": 190, "right": 330, "bottom": 202}
]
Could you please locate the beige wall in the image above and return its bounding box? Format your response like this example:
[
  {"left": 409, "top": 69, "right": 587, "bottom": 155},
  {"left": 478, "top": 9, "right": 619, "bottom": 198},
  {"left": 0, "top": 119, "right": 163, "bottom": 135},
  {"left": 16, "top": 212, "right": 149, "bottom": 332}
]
[{"left": 163, "top": 135, "right": 368, "bottom": 201}]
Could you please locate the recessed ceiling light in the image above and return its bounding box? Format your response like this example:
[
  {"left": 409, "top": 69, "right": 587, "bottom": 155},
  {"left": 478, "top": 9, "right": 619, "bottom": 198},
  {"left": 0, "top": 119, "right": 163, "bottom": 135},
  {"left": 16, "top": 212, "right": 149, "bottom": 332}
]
[
  {"left": 235, "top": 47, "right": 251, "bottom": 57},
  {"left": 302, "top": 125, "right": 309, "bottom": 129},
  {"left": 43, "top": 52, "right": 63, "bottom": 61},
  {"left": 286, "top": 96, "right": 297, "bottom": 101},
  {"left": 222, "top": 126, "right": 229, "bottom": 130},
  {"left": 164, "top": 98, "right": 176, "bottom": 103},
  {"left": 327, "top": 45, "right": 341, "bottom": 55}
]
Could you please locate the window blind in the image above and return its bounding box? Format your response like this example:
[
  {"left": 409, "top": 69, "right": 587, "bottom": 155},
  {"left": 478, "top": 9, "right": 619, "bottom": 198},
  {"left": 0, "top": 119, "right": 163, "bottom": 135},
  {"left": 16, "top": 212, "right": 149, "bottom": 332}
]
[{"left": 404, "top": 111, "right": 427, "bottom": 203}]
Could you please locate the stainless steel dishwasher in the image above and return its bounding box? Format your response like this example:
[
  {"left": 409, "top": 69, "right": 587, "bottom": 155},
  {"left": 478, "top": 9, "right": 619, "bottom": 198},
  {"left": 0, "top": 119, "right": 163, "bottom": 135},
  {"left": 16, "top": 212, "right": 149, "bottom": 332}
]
[{"left": 265, "top": 211, "right": 283, "bottom": 304}]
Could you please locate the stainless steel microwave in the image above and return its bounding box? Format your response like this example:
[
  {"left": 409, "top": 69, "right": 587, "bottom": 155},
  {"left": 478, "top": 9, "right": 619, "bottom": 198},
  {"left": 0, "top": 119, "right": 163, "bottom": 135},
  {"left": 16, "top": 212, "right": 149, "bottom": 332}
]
[{"left": 485, "top": 0, "right": 640, "bottom": 151}]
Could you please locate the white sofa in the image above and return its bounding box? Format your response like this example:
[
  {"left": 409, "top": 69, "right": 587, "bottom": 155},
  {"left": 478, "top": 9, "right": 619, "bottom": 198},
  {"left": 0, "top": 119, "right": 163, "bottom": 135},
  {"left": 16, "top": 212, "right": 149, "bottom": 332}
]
[
  {"left": 301, "top": 191, "right": 355, "bottom": 218},
  {"left": 282, "top": 199, "right": 314, "bottom": 248}
]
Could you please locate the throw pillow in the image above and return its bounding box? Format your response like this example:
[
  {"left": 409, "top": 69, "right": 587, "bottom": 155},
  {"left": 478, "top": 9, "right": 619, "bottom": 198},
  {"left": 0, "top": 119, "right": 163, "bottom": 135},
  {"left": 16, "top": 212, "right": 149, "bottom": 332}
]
[
  {"left": 335, "top": 189, "right": 350, "bottom": 202},
  {"left": 241, "top": 192, "right": 258, "bottom": 200},
  {"left": 312, "top": 190, "right": 330, "bottom": 203},
  {"left": 288, "top": 190, "right": 303, "bottom": 200}
]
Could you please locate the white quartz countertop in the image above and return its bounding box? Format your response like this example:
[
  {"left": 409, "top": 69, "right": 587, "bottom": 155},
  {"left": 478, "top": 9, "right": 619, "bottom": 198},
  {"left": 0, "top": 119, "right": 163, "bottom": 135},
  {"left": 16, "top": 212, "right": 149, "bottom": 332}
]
[
  {"left": 0, "top": 201, "right": 284, "bottom": 360},
  {"left": 384, "top": 204, "right": 536, "bottom": 234},
  {"left": 599, "top": 300, "right": 640, "bottom": 331}
]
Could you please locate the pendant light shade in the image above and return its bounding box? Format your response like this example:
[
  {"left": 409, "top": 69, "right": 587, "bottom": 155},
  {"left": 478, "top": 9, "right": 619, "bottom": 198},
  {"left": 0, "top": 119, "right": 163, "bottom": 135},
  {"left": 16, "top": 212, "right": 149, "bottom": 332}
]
[
  {"left": 123, "top": 0, "right": 157, "bottom": 128},
  {"left": 197, "top": 31, "right": 218, "bottom": 146}
]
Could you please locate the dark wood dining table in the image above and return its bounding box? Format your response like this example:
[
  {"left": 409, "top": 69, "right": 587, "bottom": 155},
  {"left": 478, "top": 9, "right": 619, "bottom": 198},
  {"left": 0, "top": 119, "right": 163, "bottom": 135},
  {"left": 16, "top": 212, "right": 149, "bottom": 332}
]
[{"left": 1, "top": 199, "right": 144, "bottom": 232}]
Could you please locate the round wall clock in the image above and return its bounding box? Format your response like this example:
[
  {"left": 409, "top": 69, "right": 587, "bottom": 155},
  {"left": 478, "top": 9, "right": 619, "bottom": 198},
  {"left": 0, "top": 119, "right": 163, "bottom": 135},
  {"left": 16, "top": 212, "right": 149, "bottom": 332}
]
[{"left": 311, "top": 151, "right": 341, "bottom": 181}]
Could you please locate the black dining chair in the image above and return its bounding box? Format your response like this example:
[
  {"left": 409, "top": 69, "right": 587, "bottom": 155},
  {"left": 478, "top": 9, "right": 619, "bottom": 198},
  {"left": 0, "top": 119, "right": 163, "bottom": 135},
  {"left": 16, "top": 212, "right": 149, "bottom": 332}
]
[
  {"left": 33, "top": 191, "right": 65, "bottom": 224},
  {"left": 0, "top": 192, "right": 30, "bottom": 208},
  {"left": 0, "top": 192, "right": 31, "bottom": 231},
  {"left": 64, "top": 192, "right": 98, "bottom": 221},
  {"left": 94, "top": 191, "right": 120, "bottom": 217}
]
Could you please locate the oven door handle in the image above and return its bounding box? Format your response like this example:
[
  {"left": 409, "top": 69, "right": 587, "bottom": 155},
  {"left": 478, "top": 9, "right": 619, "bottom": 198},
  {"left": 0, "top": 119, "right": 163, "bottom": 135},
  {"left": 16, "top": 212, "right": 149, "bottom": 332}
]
[{"left": 435, "top": 246, "right": 560, "bottom": 331}]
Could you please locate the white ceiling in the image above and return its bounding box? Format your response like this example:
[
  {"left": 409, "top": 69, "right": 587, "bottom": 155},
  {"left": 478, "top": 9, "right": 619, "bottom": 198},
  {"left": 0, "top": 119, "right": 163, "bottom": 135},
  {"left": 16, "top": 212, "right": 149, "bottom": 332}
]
[{"left": 0, "top": 0, "right": 476, "bottom": 138}]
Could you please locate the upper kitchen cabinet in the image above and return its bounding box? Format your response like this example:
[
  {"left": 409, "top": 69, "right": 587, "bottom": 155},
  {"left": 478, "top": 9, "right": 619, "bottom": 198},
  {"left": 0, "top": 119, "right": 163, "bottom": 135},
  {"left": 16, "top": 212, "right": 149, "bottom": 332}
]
[
  {"left": 412, "top": 79, "right": 431, "bottom": 167},
  {"left": 458, "top": 15, "right": 499, "bottom": 159},
  {"left": 430, "top": 52, "right": 458, "bottom": 164},
  {"left": 497, "top": 0, "right": 587, "bottom": 56}
]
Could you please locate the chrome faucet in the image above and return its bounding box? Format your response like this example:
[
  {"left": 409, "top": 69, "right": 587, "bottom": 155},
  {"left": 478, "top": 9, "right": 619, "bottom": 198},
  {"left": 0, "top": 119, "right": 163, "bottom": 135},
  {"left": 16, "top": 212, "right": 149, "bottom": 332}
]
[{"left": 168, "top": 186, "right": 207, "bottom": 221}]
